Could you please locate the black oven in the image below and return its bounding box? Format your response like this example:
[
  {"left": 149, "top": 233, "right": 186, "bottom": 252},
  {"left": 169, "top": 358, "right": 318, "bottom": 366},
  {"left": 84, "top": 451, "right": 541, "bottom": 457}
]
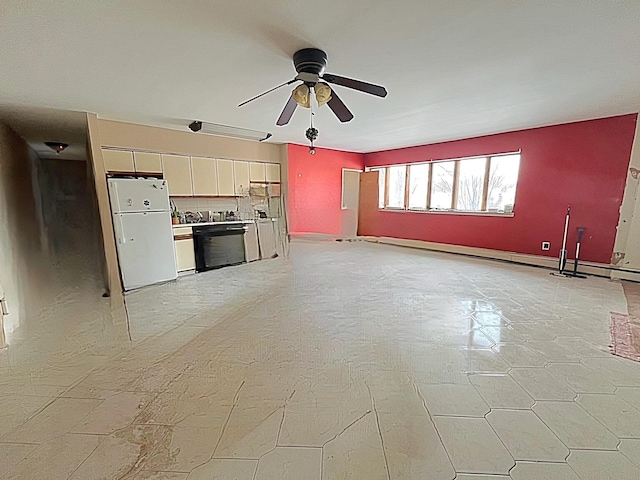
[{"left": 192, "top": 223, "right": 247, "bottom": 272}]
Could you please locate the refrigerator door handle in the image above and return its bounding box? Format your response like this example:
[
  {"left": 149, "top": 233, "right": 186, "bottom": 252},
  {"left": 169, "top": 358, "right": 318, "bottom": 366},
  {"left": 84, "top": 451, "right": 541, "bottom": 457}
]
[{"left": 114, "top": 215, "right": 127, "bottom": 244}]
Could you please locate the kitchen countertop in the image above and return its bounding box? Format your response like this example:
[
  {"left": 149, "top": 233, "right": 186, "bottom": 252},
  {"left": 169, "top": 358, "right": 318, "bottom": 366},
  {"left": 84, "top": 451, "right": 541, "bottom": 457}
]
[{"left": 172, "top": 220, "right": 276, "bottom": 228}]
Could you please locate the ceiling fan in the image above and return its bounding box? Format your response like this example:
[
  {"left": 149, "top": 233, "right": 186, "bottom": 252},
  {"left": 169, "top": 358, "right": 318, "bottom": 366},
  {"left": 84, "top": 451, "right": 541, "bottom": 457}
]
[{"left": 238, "top": 48, "right": 388, "bottom": 126}]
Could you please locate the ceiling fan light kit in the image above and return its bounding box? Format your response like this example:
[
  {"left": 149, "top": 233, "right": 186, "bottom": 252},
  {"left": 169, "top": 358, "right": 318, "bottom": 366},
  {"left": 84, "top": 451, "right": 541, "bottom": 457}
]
[
  {"left": 238, "top": 47, "right": 387, "bottom": 152},
  {"left": 188, "top": 120, "right": 272, "bottom": 142}
]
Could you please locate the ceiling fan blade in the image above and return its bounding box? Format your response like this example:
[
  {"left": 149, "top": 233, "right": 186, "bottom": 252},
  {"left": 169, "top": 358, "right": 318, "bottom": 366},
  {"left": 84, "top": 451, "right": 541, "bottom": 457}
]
[
  {"left": 238, "top": 79, "right": 298, "bottom": 107},
  {"left": 276, "top": 95, "right": 297, "bottom": 126},
  {"left": 322, "top": 73, "right": 387, "bottom": 98},
  {"left": 326, "top": 89, "right": 354, "bottom": 123}
]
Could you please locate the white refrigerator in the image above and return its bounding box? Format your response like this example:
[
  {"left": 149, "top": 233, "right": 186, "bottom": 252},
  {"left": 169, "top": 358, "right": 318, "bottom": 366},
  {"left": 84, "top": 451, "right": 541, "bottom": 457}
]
[{"left": 108, "top": 178, "right": 177, "bottom": 291}]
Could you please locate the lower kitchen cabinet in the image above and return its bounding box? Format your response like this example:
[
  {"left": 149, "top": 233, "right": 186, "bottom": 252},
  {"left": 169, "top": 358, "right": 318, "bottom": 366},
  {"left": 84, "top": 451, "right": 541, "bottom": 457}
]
[
  {"left": 244, "top": 223, "right": 260, "bottom": 262},
  {"left": 174, "top": 238, "right": 196, "bottom": 272}
]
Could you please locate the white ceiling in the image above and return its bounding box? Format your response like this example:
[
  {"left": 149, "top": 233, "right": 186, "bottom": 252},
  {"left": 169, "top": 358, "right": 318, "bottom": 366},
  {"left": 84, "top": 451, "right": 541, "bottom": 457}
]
[
  {"left": 0, "top": 1, "right": 638, "bottom": 153},
  {"left": 0, "top": 105, "right": 87, "bottom": 161}
]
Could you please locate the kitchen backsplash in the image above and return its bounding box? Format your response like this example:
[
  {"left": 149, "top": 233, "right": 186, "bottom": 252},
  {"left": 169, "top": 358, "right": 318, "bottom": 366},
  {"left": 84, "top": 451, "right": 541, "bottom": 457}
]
[
  {"left": 171, "top": 197, "right": 238, "bottom": 214},
  {"left": 171, "top": 196, "right": 282, "bottom": 220}
]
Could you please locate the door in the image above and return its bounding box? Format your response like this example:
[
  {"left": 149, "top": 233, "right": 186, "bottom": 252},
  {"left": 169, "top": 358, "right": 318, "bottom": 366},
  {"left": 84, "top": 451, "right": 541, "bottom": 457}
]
[
  {"left": 174, "top": 238, "right": 196, "bottom": 271},
  {"left": 265, "top": 163, "right": 280, "bottom": 182},
  {"left": 357, "top": 171, "right": 379, "bottom": 237},
  {"left": 244, "top": 222, "right": 260, "bottom": 261},
  {"left": 341, "top": 169, "right": 361, "bottom": 238},
  {"left": 108, "top": 178, "right": 170, "bottom": 214},
  {"left": 134, "top": 152, "right": 162, "bottom": 174},
  {"left": 217, "top": 159, "right": 235, "bottom": 196},
  {"left": 234, "top": 161, "right": 250, "bottom": 196},
  {"left": 191, "top": 156, "right": 219, "bottom": 196},
  {"left": 103, "top": 149, "right": 135, "bottom": 173},
  {"left": 113, "top": 211, "right": 177, "bottom": 290},
  {"left": 162, "top": 154, "right": 193, "bottom": 196},
  {"left": 250, "top": 162, "right": 266, "bottom": 183}
]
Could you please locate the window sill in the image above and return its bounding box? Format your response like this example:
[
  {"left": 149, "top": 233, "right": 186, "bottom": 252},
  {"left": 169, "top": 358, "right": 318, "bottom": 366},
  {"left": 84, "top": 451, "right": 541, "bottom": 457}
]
[{"left": 380, "top": 208, "right": 515, "bottom": 217}]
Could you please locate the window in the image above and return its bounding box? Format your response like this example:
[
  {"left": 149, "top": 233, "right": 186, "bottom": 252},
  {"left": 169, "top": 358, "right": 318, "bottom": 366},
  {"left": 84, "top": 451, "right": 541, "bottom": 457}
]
[
  {"left": 372, "top": 152, "right": 520, "bottom": 214},
  {"left": 387, "top": 165, "right": 406, "bottom": 208},
  {"left": 487, "top": 154, "right": 520, "bottom": 212},
  {"left": 430, "top": 161, "right": 455, "bottom": 209},
  {"left": 408, "top": 164, "right": 430, "bottom": 210},
  {"left": 456, "top": 157, "right": 487, "bottom": 211}
]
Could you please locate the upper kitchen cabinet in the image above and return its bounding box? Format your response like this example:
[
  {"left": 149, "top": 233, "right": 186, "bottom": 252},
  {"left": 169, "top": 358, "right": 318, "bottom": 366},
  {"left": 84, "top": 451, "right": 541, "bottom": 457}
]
[
  {"left": 217, "top": 159, "right": 235, "bottom": 196},
  {"left": 191, "top": 156, "right": 218, "bottom": 196},
  {"left": 250, "top": 162, "right": 266, "bottom": 183},
  {"left": 103, "top": 149, "right": 135, "bottom": 173},
  {"left": 266, "top": 163, "right": 281, "bottom": 183},
  {"left": 162, "top": 154, "right": 193, "bottom": 196},
  {"left": 133, "top": 152, "right": 162, "bottom": 174},
  {"left": 233, "top": 161, "right": 250, "bottom": 196}
]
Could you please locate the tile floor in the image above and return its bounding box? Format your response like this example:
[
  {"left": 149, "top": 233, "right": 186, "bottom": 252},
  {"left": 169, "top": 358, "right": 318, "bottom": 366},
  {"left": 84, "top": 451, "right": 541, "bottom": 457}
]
[{"left": 1, "top": 240, "right": 640, "bottom": 479}]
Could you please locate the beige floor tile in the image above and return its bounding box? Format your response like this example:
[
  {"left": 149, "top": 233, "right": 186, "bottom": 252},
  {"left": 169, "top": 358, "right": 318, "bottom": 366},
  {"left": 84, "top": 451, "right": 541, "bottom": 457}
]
[
  {"left": 532, "top": 401, "right": 619, "bottom": 449},
  {"left": 418, "top": 384, "right": 489, "bottom": 417},
  {"left": 72, "top": 391, "right": 155, "bottom": 434},
  {"left": 134, "top": 472, "right": 188, "bottom": 479},
  {"left": 581, "top": 357, "right": 640, "bottom": 387},
  {"left": 323, "top": 411, "right": 388, "bottom": 480},
  {"left": 509, "top": 368, "right": 576, "bottom": 400},
  {"left": 214, "top": 404, "right": 283, "bottom": 458},
  {"left": 186, "top": 459, "right": 257, "bottom": 480},
  {"left": 378, "top": 413, "right": 455, "bottom": 479},
  {"left": 526, "top": 340, "right": 582, "bottom": 363},
  {"left": 461, "top": 349, "right": 511, "bottom": 373},
  {"left": 492, "top": 344, "right": 547, "bottom": 367},
  {"left": 433, "top": 416, "right": 514, "bottom": 475},
  {"left": 3, "top": 397, "right": 102, "bottom": 443},
  {"left": 469, "top": 374, "right": 534, "bottom": 409},
  {"left": 147, "top": 425, "right": 225, "bottom": 472},
  {"left": 69, "top": 425, "right": 170, "bottom": 479},
  {"left": 615, "top": 386, "right": 640, "bottom": 411},
  {"left": 0, "top": 442, "right": 37, "bottom": 477},
  {"left": 279, "top": 408, "right": 370, "bottom": 447},
  {"left": 2, "top": 240, "right": 635, "bottom": 479},
  {"left": 454, "top": 475, "right": 510, "bottom": 480},
  {"left": 486, "top": 409, "right": 569, "bottom": 461},
  {"left": 618, "top": 438, "right": 640, "bottom": 468},
  {"left": 3, "top": 433, "right": 100, "bottom": 480},
  {"left": 254, "top": 447, "right": 321, "bottom": 480},
  {"left": 576, "top": 393, "right": 640, "bottom": 438},
  {"left": 546, "top": 363, "right": 616, "bottom": 393},
  {"left": 480, "top": 325, "right": 525, "bottom": 344},
  {"left": 510, "top": 461, "right": 581, "bottom": 480},
  {"left": 567, "top": 449, "right": 640, "bottom": 480},
  {"left": 0, "top": 394, "right": 54, "bottom": 438}
]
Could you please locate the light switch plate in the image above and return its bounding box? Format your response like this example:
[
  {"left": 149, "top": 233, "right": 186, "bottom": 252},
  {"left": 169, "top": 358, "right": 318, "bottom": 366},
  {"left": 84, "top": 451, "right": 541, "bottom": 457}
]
[{"left": 542, "top": 241, "right": 550, "bottom": 251}]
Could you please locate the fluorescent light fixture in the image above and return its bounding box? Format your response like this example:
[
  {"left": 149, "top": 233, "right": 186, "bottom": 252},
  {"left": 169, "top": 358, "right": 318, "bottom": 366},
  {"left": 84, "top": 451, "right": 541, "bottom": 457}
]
[{"left": 188, "top": 121, "right": 272, "bottom": 142}]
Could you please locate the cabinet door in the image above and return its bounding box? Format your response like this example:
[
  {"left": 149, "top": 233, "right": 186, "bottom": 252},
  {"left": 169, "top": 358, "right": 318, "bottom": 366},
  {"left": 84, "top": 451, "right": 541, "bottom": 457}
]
[
  {"left": 217, "top": 159, "right": 235, "bottom": 196},
  {"left": 162, "top": 154, "right": 193, "bottom": 196},
  {"left": 191, "top": 156, "right": 219, "bottom": 196},
  {"left": 250, "top": 162, "right": 266, "bottom": 183},
  {"left": 233, "top": 161, "right": 250, "bottom": 196},
  {"left": 265, "top": 163, "right": 281, "bottom": 182},
  {"left": 134, "top": 152, "right": 162, "bottom": 174},
  {"left": 103, "top": 149, "right": 135, "bottom": 173},
  {"left": 174, "top": 238, "right": 196, "bottom": 271}
]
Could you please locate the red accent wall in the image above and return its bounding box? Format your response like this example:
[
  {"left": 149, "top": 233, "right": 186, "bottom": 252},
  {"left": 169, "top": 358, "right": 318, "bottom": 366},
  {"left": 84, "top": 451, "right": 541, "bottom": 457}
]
[
  {"left": 287, "top": 143, "right": 364, "bottom": 235},
  {"left": 360, "top": 115, "right": 638, "bottom": 264}
]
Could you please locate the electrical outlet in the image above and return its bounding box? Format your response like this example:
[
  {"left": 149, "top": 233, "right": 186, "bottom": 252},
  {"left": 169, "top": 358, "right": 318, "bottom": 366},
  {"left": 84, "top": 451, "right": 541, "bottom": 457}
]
[{"left": 542, "top": 241, "right": 550, "bottom": 251}]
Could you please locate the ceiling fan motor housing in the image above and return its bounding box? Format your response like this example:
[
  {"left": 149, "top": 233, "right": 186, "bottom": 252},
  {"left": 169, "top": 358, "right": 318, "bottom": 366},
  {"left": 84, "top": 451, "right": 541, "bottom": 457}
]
[{"left": 293, "top": 48, "right": 328, "bottom": 76}]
